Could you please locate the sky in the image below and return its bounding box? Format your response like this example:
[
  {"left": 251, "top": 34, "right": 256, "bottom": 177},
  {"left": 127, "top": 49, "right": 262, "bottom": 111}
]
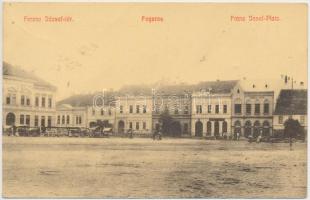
[{"left": 3, "top": 3, "right": 308, "bottom": 100}]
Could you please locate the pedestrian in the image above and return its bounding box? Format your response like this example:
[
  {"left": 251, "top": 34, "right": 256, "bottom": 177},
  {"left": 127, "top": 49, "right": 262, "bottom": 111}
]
[{"left": 236, "top": 132, "right": 240, "bottom": 140}]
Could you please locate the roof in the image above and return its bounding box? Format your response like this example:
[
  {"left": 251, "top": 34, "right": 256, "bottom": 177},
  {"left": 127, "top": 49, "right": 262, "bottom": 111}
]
[
  {"left": 3, "top": 61, "right": 57, "bottom": 90},
  {"left": 58, "top": 80, "right": 238, "bottom": 106},
  {"left": 274, "top": 89, "right": 307, "bottom": 115},
  {"left": 118, "top": 80, "right": 239, "bottom": 96},
  {"left": 57, "top": 92, "right": 116, "bottom": 107}
]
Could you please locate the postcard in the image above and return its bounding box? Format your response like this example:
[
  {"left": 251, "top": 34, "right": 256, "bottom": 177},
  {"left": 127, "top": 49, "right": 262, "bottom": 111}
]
[{"left": 2, "top": 2, "right": 308, "bottom": 198}]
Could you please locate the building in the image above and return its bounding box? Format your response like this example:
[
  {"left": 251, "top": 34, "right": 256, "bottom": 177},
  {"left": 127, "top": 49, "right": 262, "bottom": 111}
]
[
  {"left": 115, "top": 95, "right": 153, "bottom": 135},
  {"left": 55, "top": 80, "right": 277, "bottom": 138},
  {"left": 56, "top": 104, "right": 87, "bottom": 128},
  {"left": 152, "top": 93, "right": 192, "bottom": 137},
  {"left": 3, "top": 62, "right": 57, "bottom": 130},
  {"left": 232, "top": 82, "right": 274, "bottom": 137},
  {"left": 191, "top": 80, "right": 237, "bottom": 137},
  {"left": 273, "top": 89, "right": 307, "bottom": 133}
]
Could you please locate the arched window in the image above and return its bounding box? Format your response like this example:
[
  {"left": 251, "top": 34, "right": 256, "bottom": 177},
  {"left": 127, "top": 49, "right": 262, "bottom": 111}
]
[
  {"left": 222, "top": 121, "right": 227, "bottom": 133},
  {"left": 253, "top": 120, "right": 261, "bottom": 137},
  {"left": 244, "top": 121, "right": 252, "bottom": 137},
  {"left": 207, "top": 121, "right": 212, "bottom": 135},
  {"left": 262, "top": 120, "right": 270, "bottom": 136},
  {"left": 6, "top": 113, "right": 15, "bottom": 126}
]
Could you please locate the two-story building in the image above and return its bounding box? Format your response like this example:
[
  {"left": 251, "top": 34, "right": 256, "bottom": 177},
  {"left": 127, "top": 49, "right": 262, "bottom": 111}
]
[
  {"left": 115, "top": 95, "right": 153, "bottom": 135},
  {"left": 232, "top": 82, "right": 274, "bottom": 137},
  {"left": 56, "top": 104, "right": 87, "bottom": 128},
  {"left": 3, "top": 62, "right": 57, "bottom": 130},
  {"left": 191, "top": 80, "right": 237, "bottom": 137}
]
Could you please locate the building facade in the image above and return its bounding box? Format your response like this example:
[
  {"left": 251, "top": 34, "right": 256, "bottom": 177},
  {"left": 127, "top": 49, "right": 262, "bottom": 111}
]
[
  {"left": 231, "top": 84, "right": 274, "bottom": 137},
  {"left": 56, "top": 104, "right": 87, "bottom": 128},
  {"left": 115, "top": 95, "right": 153, "bottom": 135},
  {"left": 273, "top": 89, "right": 307, "bottom": 133},
  {"left": 3, "top": 62, "right": 57, "bottom": 130},
  {"left": 54, "top": 80, "right": 278, "bottom": 138}
]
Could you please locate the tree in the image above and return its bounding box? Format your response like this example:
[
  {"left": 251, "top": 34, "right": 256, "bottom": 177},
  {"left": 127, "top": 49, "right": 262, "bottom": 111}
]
[
  {"left": 284, "top": 118, "right": 303, "bottom": 139},
  {"left": 159, "top": 111, "right": 173, "bottom": 136},
  {"left": 158, "top": 111, "right": 182, "bottom": 137},
  {"left": 284, "top": 118, "right": 304, "bottom": 150}
]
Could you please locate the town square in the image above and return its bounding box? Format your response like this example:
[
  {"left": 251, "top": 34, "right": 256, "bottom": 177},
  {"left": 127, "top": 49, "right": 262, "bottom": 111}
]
[{"left": 3, "top": 3, "right": 307, "bottom": 198}]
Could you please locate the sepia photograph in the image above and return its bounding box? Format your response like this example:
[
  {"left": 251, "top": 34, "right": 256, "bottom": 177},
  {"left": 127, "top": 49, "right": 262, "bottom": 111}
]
[{"left": 2, "top": 2, "right": 308, "bottom": 198}]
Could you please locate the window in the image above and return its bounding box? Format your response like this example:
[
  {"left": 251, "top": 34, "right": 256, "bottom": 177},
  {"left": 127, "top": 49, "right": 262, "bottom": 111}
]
[
  {"left": 129, "top": 105, "right": 133, "bottom": 113},
  {"left": 208, "top": 105, "right": 212, "bottom": 113},
  {"left": 184, "top": 106, "right": 189, "bottom": 114},
  {"left": 35, "top": 97, "right": 39, "bottom": 107},
  {"left": 62, "top": 115, "right": 65, "bottom": 124},
  {"left": 108, "top": 109, "right": 112, "bottom": 115},
  {"left": 26, "top": 97, "right": 30, "bottom": 106},
  {"left": 57, "top": 116, "right": 60, "bottom": 124},
  {"left": 143, "top": 122, "right": 146, "bottom": 129},
  {"left": 264, "top": 103, "right": 269, "bottom": 114},
  {"left": 129, "top": 122, "right": 133, "bottom": 129},
  {"left": 35, "top": 115, "right": 39, "bottom": 127},
  {"left": 136, "top": 122, "right": 139, "bottom": 130},
  {"left": 174, "top": 108, "right": 179, "bottom": 114},
  {"left": 278, "top": 116, "right": 283, "bottom": 124},
  {"left": 26, "top": 115, "right": 30, "bottom": 126},
  {"left": 223, "top": 105, "right": 227, "bottom": 114},
  {"left": 20, "top": 114, "right": 24, "bottom": 125},
  {"left": 101, "top": 109, "right": 104, "bottom": 115},
  {"left": 21, "top": 95, "right": 25, "bottom": 105},
  {"left": 79, "top": 116, "right": 82, "bottom": 124},
  {"left": 12, "top": 94, "right": 16, "bottom": 105},
  {"left": 255, "top": 104, "right": 260, "bottom": 114},
  {"left": 41, "top": 116, "right": 45, "bottom": 127},
  {"left": 120, "top": 105, "right": 123, "bottom": 114},
  {"left": 136, "top": 105, "right": 140, "bottom": 113},
  {"left": 300, "top": 116, "right": 305, "bottom": 124},
  {"left": 143, "top": 105, "right": 147, "bottom": 113},
  {"left": 234, "top": 104, "right": 241, "bottom": 114},
  {"left": 41, "top": 97, "right": 46, "bottom": 107},
  {"left": 48, "top": 116, "right": 52, "bottom": 127},
  {"left": 48, "top": 98, "right": 52, "bottom": 108},
  {"left": 246, "top": 104, "right": 251, "bottom": 115},
  {"left": 92, "top": 109, "right": 95, "bottom": 115},
  {"left": 215, "top": 105, "right": 219, "bottom": 114},
  {"left": 6, "top": 96, "right": 10, "bottom": 105},
  {"left": 183, "top": 123, "right": 188, "bottom": 133},
  {"left": 66, "top": 115, "right": 70, "bottom": 124},
  {"left": 196, "top": 105, "right": 202, "bottom": 114}
]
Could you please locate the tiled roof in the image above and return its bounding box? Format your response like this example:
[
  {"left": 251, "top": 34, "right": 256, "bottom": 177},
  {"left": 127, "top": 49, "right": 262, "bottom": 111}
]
[
  {"left": 58, "top": 80, "right": 238, "bottom": 106},
  {"left": 3, "top": 62, "right": 57, "bottom": 90},
  {"left": 274, "top": 89, "right": 307, "bottom": 115},
  {"left": 118, "top": 80, "right": 239, "bottom": 95}
]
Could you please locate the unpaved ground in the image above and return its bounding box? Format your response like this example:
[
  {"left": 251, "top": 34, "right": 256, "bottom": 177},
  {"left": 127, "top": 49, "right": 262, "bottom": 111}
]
[{"left": 3, "top": 137, "right": 307, "bottom": 198}]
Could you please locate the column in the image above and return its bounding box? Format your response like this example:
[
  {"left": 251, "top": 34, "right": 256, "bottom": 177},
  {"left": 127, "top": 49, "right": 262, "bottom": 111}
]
[
  {"left": 219, "top": 121, "right": 223, "bottom": 136},
  {"left": 211, "top": 121, "right": 215, "bottom": 136}
]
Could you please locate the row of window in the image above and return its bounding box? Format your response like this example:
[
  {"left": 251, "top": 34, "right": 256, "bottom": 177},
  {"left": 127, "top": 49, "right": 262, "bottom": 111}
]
[
  {"left": 128, "top": 121, "right": 147, "bottom": 130},
  {"left": 57, "top": 115, "right": 83, "bottom": 125},
  {"left": 234, "top": 103, "right": 270, "bottom": 115},
  {"left": 92, "top": 109, "right": 112, "bottom": 116},
  {"left": 20, "top": 114, "right": 52, "bottom": 127},
  {"left": 128, "top": 105, "right": 147, "bottom": 114},
  {"left": 6, "top": 94, "right": 53, "bottom": 108},
  {"left": 278, "top": 115, "right": 305, "bottom": 124},
  {"left": 195, "top": 105, "right": 228, "bottom": 114}
]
